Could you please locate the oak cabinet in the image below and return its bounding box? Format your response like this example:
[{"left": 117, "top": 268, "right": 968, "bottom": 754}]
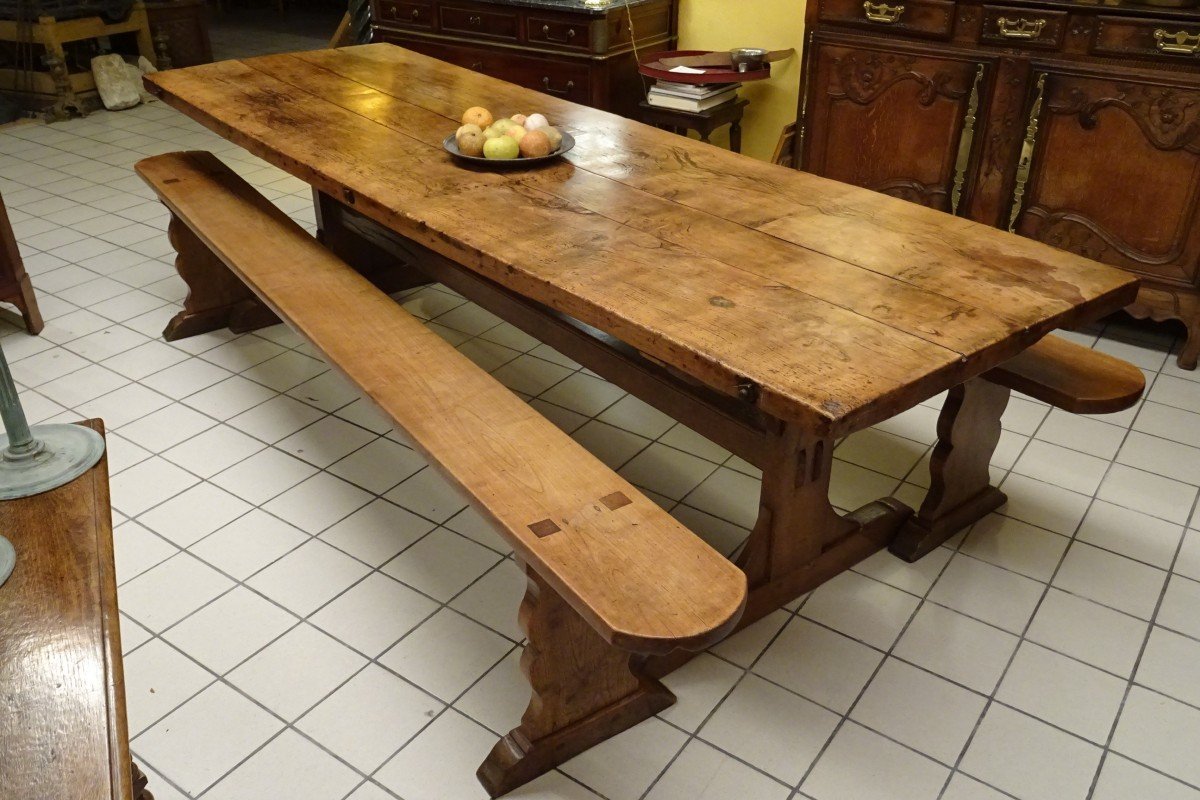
[
  {"left": 795, "top": 0, "right": 1200, "bottom": 369},
  {"left": 370, "top": 0, "right": 676, "bottom": 119}
]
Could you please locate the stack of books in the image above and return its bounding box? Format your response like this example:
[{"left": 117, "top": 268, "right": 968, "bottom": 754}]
[{"left": 646, "top": 81, "right": 741, "bottom": 112}]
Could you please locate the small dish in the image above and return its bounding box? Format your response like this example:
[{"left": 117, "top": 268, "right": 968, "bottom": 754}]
[{"left": 442, "top": 131, "right": 576, "bottom": 168}]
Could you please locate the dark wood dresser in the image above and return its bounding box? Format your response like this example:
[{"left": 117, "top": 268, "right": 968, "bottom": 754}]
[
  {"left": 0, "top": 420, "right": 152, "bottom": 800},
  {"left": 369, "top": 0, "right": 676, "bottom": 119},
  {"left": 792, "top": 0, "right": 1200, "bottom": 369}
]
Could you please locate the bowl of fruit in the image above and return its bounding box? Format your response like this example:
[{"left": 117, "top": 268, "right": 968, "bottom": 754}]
[{"left": 444, "top": 106, "right": 574, "bottom": 168}]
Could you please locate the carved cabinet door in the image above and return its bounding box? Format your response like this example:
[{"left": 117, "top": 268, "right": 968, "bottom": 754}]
[
  {"left": 1009, "top": 69, "right": 1200, "bottom": 288},
  {"left": 801, "top": 39, "right": 987, "bottom": 213}
]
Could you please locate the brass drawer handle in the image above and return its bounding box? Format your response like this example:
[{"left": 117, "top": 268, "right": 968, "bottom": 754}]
[
  {"left": 1155, "top": 29, "right": 1200, "bottom": 55},
  {"left": 863, "top": 1, "right": 904, "bottom": 23},
  {"left": 411, "top": 7, "right": 420, "bottom": 17},
  {"left": 471, "top": 61, "right": 483, "bottom": 70},
  {"left": 997, "top": 16, "right": 1047, "bottom": 39},
  {"left": 542, "top": 23, "right": 577, "bottom": 40},
  {"left": 469, "top": 14, "right": 481, "bottom": 25},
  {"left": 542, "top": 76, "right": 575, "bottom": 95}
]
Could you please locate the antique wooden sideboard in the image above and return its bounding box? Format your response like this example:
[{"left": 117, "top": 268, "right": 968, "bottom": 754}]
[
  {"left": 368, "top": 0, "right": 675, "bottom": 118},
  {"left": 792, "top": 0, "right": 1200, "bottom": 369}
]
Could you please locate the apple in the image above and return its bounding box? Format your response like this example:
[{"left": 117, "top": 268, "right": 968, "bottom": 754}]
[
  {"left": 457, "top": 129, "right": 486, "bottom": 156},
  {"left": 483, "top": 135, "right": 520, "bottom": 159},
  {"left": 511, "top": 113, "right": 528, "bottom": 126},
  {"left": 506, "top": 125, "right": 528, "bottom": 143},
  {"left": 541, "top": 126, "right": 563, "bottom": 150},
  {"left": 524, "top": 113, "right": 549, "bottom": 131}
]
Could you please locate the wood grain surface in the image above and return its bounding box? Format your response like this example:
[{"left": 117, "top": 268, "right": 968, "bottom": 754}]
[
  {"left": 136, "top": 151, "right": 747, "bottom": 653},
  {"left": 143, "top": 43, "right": 1140, "bottom": 437},
  {"left": 0, "top": 420, "right": 133, "bottom": 800}
]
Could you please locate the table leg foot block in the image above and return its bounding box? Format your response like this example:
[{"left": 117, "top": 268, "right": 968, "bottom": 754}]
[
  {"left": 477, "top": 566, "right": 675, "bottom": 797},
  {"left": 889, "top": 485, "right": 1006, "bottom": 562}
]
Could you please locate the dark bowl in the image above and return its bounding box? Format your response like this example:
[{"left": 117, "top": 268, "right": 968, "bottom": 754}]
[{"left": 443, "top": 131, "right": 576, "bottom": 168}]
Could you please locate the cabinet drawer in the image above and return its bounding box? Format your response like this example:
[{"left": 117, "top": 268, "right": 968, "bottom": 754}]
[
  {"left": 1093, "top": 16, "right": 1200, "bottom": 62},
  {"left": 527, "top": 16, "right": 590, "bottom": 51},
  {"left": 376, "top": 0, "right": 432, "bottom": 29},
  {"left": 440, "top": 5, "right": 518, "bottom": 40},
  {"left": 979, "top": 6, "right": 1066, "bottom": 49},
  {"left": 817, "top": 0, "right": 955, "bottom": 40}
]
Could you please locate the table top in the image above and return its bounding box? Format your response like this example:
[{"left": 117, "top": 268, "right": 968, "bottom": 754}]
[
  {"left": 144, "top": 44, "right": 1139, "bottom": 437},
  {"left": 0, "top": 421, "right": 132, "bottom": 800}
]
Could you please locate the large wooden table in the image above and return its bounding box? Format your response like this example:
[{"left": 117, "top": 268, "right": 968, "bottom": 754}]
[
  {"left": 0, "top": 420, "right": 152, "bottom": 800},
  {"left": 142, "top": 41, "right": 1138, "bottom": 783}
]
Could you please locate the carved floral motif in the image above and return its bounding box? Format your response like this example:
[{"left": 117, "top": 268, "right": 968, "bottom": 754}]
[
  {"left": 829, "top": 52, "right": 969, "bottom": 107},
  {"left": 1050, "top": 82, "right": 1200, "bottom": 152}
]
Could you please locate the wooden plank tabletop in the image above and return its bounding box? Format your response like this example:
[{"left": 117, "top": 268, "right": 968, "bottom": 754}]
[
  {"left": 144, "top": 44, "right": 1139, "bottom": 437},
  {"left": 0, "top": 421, "right": 133, "bottom": 800}
]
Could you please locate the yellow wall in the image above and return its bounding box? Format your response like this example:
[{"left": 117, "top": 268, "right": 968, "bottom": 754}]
[{"left": 676, "top": 0, "right": 806, "bottom": 161}]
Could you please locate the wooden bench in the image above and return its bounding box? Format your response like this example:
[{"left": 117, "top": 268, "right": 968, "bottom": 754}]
[
  {"left": 890, "top": 333, "right": 1144, "bottom": 562},
  {"left": 135, "top": 150, "right": 747, "bottom": 797}
]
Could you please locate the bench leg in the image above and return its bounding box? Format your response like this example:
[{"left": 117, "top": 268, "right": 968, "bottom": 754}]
[
  {"left": 477, "top": 564, "right": 674, "bottom": 797},
  {"left": 9, "top": 272, "right": 43, "bottom": 335},
  {"left": 161, "top": 213, "right": 279, "bottom": 341},
  {"left": 890, "top": 378, "right": 1010, "bottom": 562}
]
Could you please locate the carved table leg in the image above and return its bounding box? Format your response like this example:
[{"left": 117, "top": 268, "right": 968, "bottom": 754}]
[
  {"left": 1178, "top": 298, "right": 1200, "bottom": 371},
  {"left": 477, "top": 564, "right": 674, "bottom": 797},
  {"left": 890, "top": 378, "right": 1010, "bottom": 562},
  {"left": 731, "top": 422, "right": 912, "bottom": 625},
  {"left": 161, "top": 213, "right": 278, "bottom": 341},
  {"left": 131, "top": 761, "right": 154, "bottom": 800},
  {"left": 11, "top": 273, "right": 44, "bottom": 335}
]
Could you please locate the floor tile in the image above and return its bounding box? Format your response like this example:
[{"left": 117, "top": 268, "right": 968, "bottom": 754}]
[
  {"left": 122, "top": 638, "right": 214, "bottom": 736},
  {"left": 327, "top": 437, "right": 425, "bottom": 494},
  {"left": 539, "top": 371, "right": 624, "bottom": 416},
  {"left": 113, "top": 520, "right": 178, "bottom": 584},
  {"left": 836, "top": 428, "right": 928, "bottom": 479},
  {"left": 318, "top": 498, "right": 433, "bottom": 567},
  {"left": 380, "top": 608, "right": 513, "bottom": 702},
  {"left": 1158, "top": 574, "right": 1200, "bottom": 639},
  {"left": 384, "top": 466, "right": 469, "bottom": 523},
  {"left": 1092, "top": 753, "right": 1200, "bottom": 800},
  {"left": 227, "top": 394, "right": 326, "bottom": 443},
  {"left": 997, "top": 473, "right": 1092, "bottom": 535},
  {"left": 852, "top": 657, "right": 986, "bottom": 764},
  {"left": 619, "top": 442, "right": 720, "bottom": 500},
  {"left": 189, "top": 508, "right": 309, "bottom": 580},
  {"left": 227, "top": 622, "right": 367, "bottom": 721},
  {"left": 754, "top": 616, "right": 883, "bottom": 714},
  {"left": 683, "top": 466, "right": 761, "bottom": 529},
  {"left": 1077, "top": 499, "right": 1185, "bottom": 570},
  {"left": 1012, "top": 439, "right": 1110, "bottom": 495},
  {"left": 1052, "top": 541, "right": 1166, "bottom": 620},
  {"left": 941, "top": 773, "right": 1010, "bottom": 800},
  {"left": 376, "top": 710, "right": 494, "bottom": 800},
  {"left": 118, "top": 552, "right": 234, "bottom": 632},
  {"left": 160, "top": 423, "right": 265, "bottom": 478},
  {"left": 448, "top": 558, "right": 528, "bottom": 641},
  {"left": 801, "top": 570, "right": 920, "bottom": 650},
  {"left": 297, "top": 663, "right": 444, "bottom": 773},
  {"left": 137, "top": 482, "right": 252, "bottom": 548},
  {"left": 646, "top": 739, "right": 790, "bottom": 800},
  {"left": 928, "top": 554, "right": 1044, "bottom": 634},
  {"left": 960, "top": 704, "right": 1102, "bottom": 800},
  {"left": 1111, "top": 686, "right": 1200, "bottom": 788},
  {"left": 559, "top": 716, "right": 688, "bottom": 800},
  {"left": 312, "top": 572, "right": 438, "bottom": 657},
  {"left": 1135, "top": 625, "right": 1200, "bottom": 709},
  {"left": 455, "top": 648, "right": 529, "bottom": 735},
  {"left": 1036, "top": 409, "right": 1126, "bottom": 460},
  {"left": 893, "top": 602, "right": 1018, "bottom": 694},
  {"left": 182, "top": 374, "right": 278, "bottom": 420},
  {"left": 163, "top": 586, "right": 297, "bottom": 675},
  {"left": 1118, "top": 430, "right": 1200, "bottom": 487},
  {"left": 133, "top": 682, "right": 283, "bottom": 796},
  {"left": 275, "top": 414, "right": 376, "bottom": 467},
  {"left": 958, "top": 513, "right": 1069, "bottom": 582},
  {"left": 1025, "top": 588, "right": 1148, "bottom": 677},
  {"left": 803, "top": 722, "right": 948, "bottom": 800},
  {"left": 699, "top": 674, "right": 839, "bottom": 785},
  {"left": 210, "top": 446, "right": 318, "bottom": 505},
  {"left": 247, "top": 539, "right": 372, "bottom": 616},
  {"left": 262, "top": 471, "right": 374, "bottom": 533},
  {"left": 1097, "top": 463, "right": 1198, "bottom": 526},
  {"left": 570, "top": 420, "right": 651, "bottom": 470},
  {"left": 996, "top": 641, "right": 1125, "bottom": 743},
  {"left": 382, "top": 527, "right": 501, "bottom": 602},
  {"left": 201, "top": 729, "right": 362, "bottom": 800}
]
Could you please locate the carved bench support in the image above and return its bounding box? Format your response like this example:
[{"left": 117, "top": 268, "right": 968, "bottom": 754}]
[
  {"left": 890, "top": 378, "right": 1010, "bottom": 561},
  {"left": 477, "top": 565, "right": 675, "bottom": 797},
  {"left": 161, "top": 213, "right": 278, "bottom": 340}
]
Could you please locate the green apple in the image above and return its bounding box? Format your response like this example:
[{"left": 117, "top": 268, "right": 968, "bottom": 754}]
[{"left": 483, "top": 135, "right": 520, "bottom": 160}]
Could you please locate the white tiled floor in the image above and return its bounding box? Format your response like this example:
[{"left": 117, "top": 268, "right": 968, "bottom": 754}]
[{"left": 4, "top": 99, "right": 1200, "bottom": 800}]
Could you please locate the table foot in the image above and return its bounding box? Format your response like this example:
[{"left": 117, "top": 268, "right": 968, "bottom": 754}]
[
  {"left": 889, "top": 378, "right": 1010, "bottom": 561},
  {"left": 477, "top": 565, "right": 674, "bottom": 797},
  {"left": 132, "top": 761, "right": 155, "bottom": 800},
  {"left": 161, "top": 212, "right": 278, "bottom": 340}
]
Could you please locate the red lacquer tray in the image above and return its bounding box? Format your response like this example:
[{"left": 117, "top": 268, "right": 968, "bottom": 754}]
[{"left": 637, "top": 50, "right": 772, "bottom": 85}]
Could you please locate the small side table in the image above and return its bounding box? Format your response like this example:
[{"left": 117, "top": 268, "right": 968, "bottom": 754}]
[{"left": 638, "top": 98, "right": 749, "bottom": 153}]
